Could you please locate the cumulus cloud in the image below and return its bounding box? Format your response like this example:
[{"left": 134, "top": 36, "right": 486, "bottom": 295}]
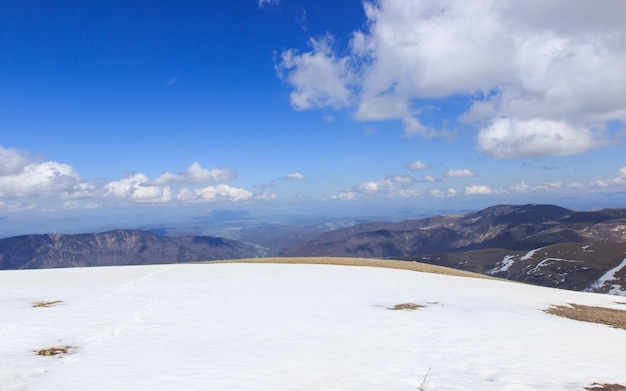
[
  {"left": 176, "top": 184, "right": 254, "bottom": 203},
  {"left": 0, "top": 146, "right": 90, "bottom": 199},
  {"left": 420, "top": 175, "right": 439, "bottom": 183},
  {"left": 356, "top": 175, "right": 415, "bottom": 193},
  {"left": 405, "top": 160, "right": 429, "bottom": 171},
  {"left": 443, "top": 169, "right": 476, "bottom": 178},
  {"left": 430, "top": 188, "right": 458, "bottom": 198},
  {"left": 150, "top": 162, "right": 235, "bottom": 186},
  {"left": 105, "top": 174, "right": 173, "bottom": 204},
  {"left": 285, "top": 172, "right": 306, "bottom": 180},
  {"left": 465, "top": 185, "right": 494, "bottom": 195},
  {"left": 277, "top": 35, "right": 354, "bottom": 110},
  {"left": 332, "top": 191, "right": 356, "bottom": 200},
  {"left": 333, "top": 174, "right": 418, "bottom": 200},
  {"left": 0, "top": 145, "right": 30, "bottom": 176},
  {"left": 592, "top": 167, "right": 626, "bottom": 187},
  {"left": 278, "top": 0, "right": 626, "bottom": 156},
  {"left": 477, "top": 118, "right": 608, "bottom": 159}
]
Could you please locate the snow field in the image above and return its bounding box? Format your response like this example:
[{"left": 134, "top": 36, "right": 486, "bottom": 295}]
[{"left": 1, "top": 263, "right": 625, "bottom": 390}]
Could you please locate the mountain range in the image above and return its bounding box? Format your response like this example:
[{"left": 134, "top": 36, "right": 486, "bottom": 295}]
[
  {"left": 283, "top": 204, "right": 626, "bottom": 294},
  {"left": 1, "top": 203, "right": 625, "bottom": 295},
  {"left": 0, "top": 229, "right": 257, "bottom": 269}
]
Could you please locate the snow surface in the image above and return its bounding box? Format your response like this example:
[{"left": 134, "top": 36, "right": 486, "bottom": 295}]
[{"left": 2, "top": 263, "right": 626, "bottom": 390}]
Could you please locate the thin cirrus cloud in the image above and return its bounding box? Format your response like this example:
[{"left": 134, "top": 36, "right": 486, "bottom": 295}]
[
  {"left": 276, "top": 0, "right": 626, "bottom": 158},
  {"left": 258, "top": 0, "right": 279, "bottom": 9}
]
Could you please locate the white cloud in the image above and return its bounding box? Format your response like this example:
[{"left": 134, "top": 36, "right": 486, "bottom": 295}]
[
  {"left": 0, "top": 145, "right": 31, "bottom": 176},
  {"left": 285, "top": 172, "right": 306, "bottom": 181},
  {"left": 477, "top": 118, "right": 608, "bottom": 159},
  {"left": 105, "top": 174, "right": 173, "bottom": 204},
  {"left": 254, "top": 192, "right": 278, "bottom": 201},
  {"left": 151, "top": 162, "right": 235, "bottom": 185},
  {"left": 176, "top": 184, "right": 253, "bottom": 203},
  {"left": 430, "top": 188, "right": 457, "bottom": 198},
  {"left": 443, "top": 169, "right": 476, "bottom": 178},
  {"left": 465, "top": 185, "right": 493, "bottom": 195},
  {"left": 277, "top": 35, "right": 354, "bottom": 110},
  {"left": 357, "top": 175, "right": 415, "bottom": 193},
  {"left": 420, "top": 175, "right": 439, "bottom": 183},
  {"left": 592, "top": 167, "right": 626, "bottom": 187},
  {"left": 393, "top": 189, "right": 421, "bottom": 198},
  {"left": 0, "top": 159, "right": 89, "bottom": 198},
  {"left": 405, "top": 160, "right": 429, "bottom": 171},
  {"left": 332, "top": 191, "right": 356, "bottom": 200},
  {"left": 278, "top": 0, "right": 626, "bottom": 155}
]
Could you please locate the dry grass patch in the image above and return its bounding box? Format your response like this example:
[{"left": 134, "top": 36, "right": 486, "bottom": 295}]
[
  {"left": 32, "top": 300, "right": 63, "bottom": 308},
  {"left": 585, "top": 383, "right": 626, "bottom": 390},
  {"left": 388, "top": 302, "right": 425, "bottom": 311},
  {"left": 203, "top": 257, "right": 497, "bottom": 280},
  {"left": 544, "top": 303, "right": 626, "bottom": 330},
  {"left": 35, "top": 345, "right": 75, "bottom": 357}
]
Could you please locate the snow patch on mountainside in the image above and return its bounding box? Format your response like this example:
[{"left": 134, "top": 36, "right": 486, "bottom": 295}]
[
  {"left": 587, "top": 257, "right": 626, "bottom": 296},
  {"left": 521, "top": 246, "right": 546, "bottom": 261},
  {"left": 526, "top": 258, "right": 584, "bottom": 275},
  {"left": 489, "top": 255, "right": 518, "bottom": 275}
]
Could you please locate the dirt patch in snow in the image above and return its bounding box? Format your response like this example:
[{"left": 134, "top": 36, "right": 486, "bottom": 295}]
[
  {"left": 387, "top": 303, "right": 425, "bottom": 311},
  {"left": 544, "top": 303, "right": 626, "bottom": 330},
  {"left": 585, "top": 383, "right": 626, "bottom": 390},
  {"left": 203, "top": 257, "right": 497, "bottom": 280},
  {"left": 35, "top": 345, "right": 76, "bottom": 356},
  {"left": 32, "top": 300, "right": 63, "bottom": 308}
]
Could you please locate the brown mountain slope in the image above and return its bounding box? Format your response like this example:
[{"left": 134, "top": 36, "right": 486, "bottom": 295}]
[{"left": 283, "top": 204, "right": 626, "bottom": 294}]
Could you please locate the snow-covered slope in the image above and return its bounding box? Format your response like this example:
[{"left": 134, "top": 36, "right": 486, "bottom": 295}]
[{"left": 2, "top": 263, "right": 625, "bottom": 390}]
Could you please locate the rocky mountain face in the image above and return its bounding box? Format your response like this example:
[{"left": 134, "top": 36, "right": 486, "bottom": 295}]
[
  {"left": 0, "top": 230, "right": 258, "bottom": 269},
  {"left": 283, "top": 204, "right": 626, "bottom": 295}
]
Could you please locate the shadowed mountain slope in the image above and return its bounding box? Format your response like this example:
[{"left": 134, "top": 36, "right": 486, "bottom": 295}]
[{"left": 0, "top": 230, "right": 258, "bottom": 269}]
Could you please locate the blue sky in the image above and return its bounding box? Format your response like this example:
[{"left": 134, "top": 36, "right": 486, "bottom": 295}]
[{"left": 1, "top": 0, "right": 626, "bottom": 236}]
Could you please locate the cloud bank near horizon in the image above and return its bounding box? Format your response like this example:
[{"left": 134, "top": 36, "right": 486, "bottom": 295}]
[{"left": 2, "top": 144, "right": 626, "bottom": 213}]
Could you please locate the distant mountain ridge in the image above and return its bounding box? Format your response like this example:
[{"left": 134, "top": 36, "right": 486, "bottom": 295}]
[
  {"left": 282, "top": 204, "right": 626, "bottom": 295},
  {"left": 0, "top": 229, "right": 258, "bottom": 269},
  {"left": 2, "top": 204, "right": 626, "bottom": 296}
]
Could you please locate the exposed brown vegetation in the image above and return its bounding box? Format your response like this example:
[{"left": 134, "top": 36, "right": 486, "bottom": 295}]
[
  {"left": 202, "top": 257, "right": 498, "bottom": 280},
  {"left": 585, "top": 383, "right": 626, "bottom": 390},
  {"left": 32, "top": 300, "right": 63, "bottom": 308},
  {"left": 388, "top": 303, "right": 425, "bottom": 311},
  {"left": 544, "top": 303, "right": 626, "bottom": 330},
  {"left": 35, "top": 346, "right": 75, "bottom": 356}
]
